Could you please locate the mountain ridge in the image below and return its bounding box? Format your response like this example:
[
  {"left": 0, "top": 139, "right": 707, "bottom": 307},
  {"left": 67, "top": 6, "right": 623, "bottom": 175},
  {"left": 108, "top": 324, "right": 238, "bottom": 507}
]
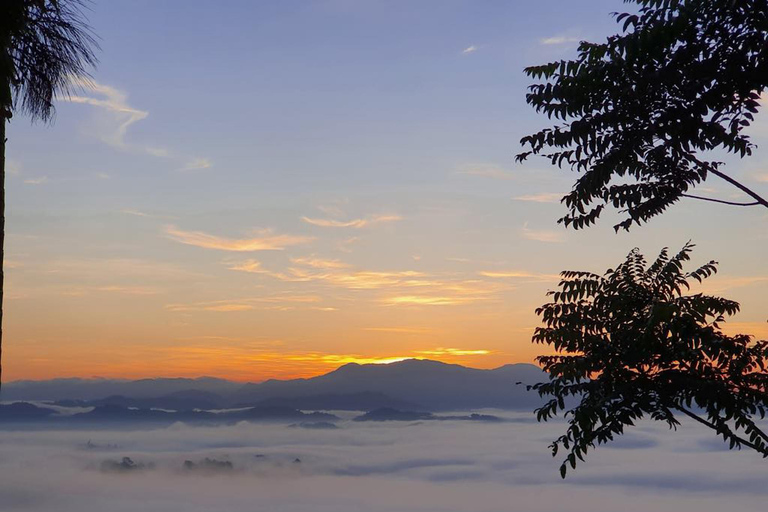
[{"left": 2, "top": 359, "right": 545, "bottom": 411}]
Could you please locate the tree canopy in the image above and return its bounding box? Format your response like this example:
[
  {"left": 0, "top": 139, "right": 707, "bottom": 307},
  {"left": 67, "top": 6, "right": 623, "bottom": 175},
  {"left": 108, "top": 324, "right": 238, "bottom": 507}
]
[
  {"left": 1, "top": 0, "right": 98, "bottom": 122},
  {"left": 516, "top": 0, "right": 768, "bottom": 231},
  {"left": 531, "top": 243, "right": 768, "bottom": 478},
  {"left": 0, "top": 0, "right": 98, "bottom": 390}
]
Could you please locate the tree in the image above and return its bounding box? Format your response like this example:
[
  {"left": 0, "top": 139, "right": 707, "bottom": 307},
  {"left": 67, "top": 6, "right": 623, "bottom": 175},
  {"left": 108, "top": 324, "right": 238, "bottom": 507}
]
[
  {"left": 531, "top": 243, "right": 768, "bottom": 478},
  {"left": 516, "top": 0, "right": 768, "bottom": 232},
  {"left": 0, "top": 0, "right": 98, "bottom": 390}
]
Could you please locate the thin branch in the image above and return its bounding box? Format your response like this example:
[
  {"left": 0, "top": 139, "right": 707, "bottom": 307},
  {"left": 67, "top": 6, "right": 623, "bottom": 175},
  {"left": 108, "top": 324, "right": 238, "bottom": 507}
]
[
  {"left": 681, "top": 194, "right": 760, "bottom": 207},
  {"left": 675, "top": 406, "right": 768, "bottom": 455},
  {"left": 708, "top": 168, "right": 768, "bottom": 209}
]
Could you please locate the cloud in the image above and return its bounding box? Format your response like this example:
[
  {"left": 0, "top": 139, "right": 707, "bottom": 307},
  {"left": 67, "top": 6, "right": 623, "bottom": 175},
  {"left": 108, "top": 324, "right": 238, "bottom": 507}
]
[
  {"left": 2, "top": 409, "right": 763, "bottom": 512},
  {"left": 290, "top": 257, "right": 351, "bottom": 269},
  {"left": 456, "top": 164, "right": 514, "bottom": 180},
  {"left": 513, "top": 193, "right": 563, "bottom": 203},
  {"left": 382, "top": 295, "right": 482, "bottom": 306},
  {"left": 180, "top": 157, "right": 213, "bottom": 172},
  {"left": 23, "top": 177, "right": 48, "bottom": 185},
  {"left": 541, "top": 35, "right": 581, "bottom": 45},
  {"left": 65, "top": 80, "right": 211, "bottom": 170},
  {"left": 696, "top": 275, "right": 768, "bottom": 294},
  {"left": 66, "top": 81, "right": 149, "bottom": 150},
  {"left": 301, "top": 214, "right": 402, "bottom": 229},
  {"left": 166, "top": 295, "right": 323, "bottom": 313},
  {"left": 461, "top": 45, "right": 478, "bottom": 55},
  {"left": 415, "top": 348, "right": 491, "bottom": 356},
  {"left": 521, "top": 223, "right": 565, "bottom": 243},
  {"left": 6, "top": 159, "right": 21, "bottom": 176},
  {"left": 121, "top": 209, "right": 151, "bottom": 217},
  {"left": 166, "top": 226, "right": 313, "bottom": 252},
  {"left": 363, "top": 327, "right": 433, "bottom": 334},
  {"left": 94, "top": 286, "right": 161, "bottom": 296},
  {"left": 479, "top": 270, "right": 559, "bottom": 281},
  {"left": 227, "top": 259, "right": 267, "bottom": 273}
]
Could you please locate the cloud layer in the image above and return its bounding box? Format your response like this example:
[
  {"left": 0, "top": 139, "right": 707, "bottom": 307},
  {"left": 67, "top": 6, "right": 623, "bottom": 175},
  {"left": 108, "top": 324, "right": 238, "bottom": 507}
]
[{"left": 0, "top": 414, "right": 766, "bottom": 512}]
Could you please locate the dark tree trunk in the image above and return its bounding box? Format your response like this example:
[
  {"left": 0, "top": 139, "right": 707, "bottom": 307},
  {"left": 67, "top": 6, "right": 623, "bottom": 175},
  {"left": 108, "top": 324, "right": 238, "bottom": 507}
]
[{"left": 0, "top": 118, "right": 5, "bottom": 393}]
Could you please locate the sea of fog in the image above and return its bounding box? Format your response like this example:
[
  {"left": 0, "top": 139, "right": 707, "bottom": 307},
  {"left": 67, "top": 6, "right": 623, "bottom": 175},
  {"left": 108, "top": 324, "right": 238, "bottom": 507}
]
[{"left": 1, "top": 410, "right": 766, "bottom": 512}]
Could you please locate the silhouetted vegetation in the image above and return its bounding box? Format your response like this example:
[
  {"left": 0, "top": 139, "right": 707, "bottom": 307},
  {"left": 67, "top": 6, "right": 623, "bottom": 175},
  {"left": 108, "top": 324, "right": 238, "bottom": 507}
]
[
  {"left": 519, "top": 0, "right": 768, "bottom": 477},
  {"left": 531, "top": 243, "right": 768, "bottom": 477},
  {"left": 516, "top": 0, "right": 768, "bottom": 231},
  {"left": 0, "top": 0, "right": 98, "bottom": 390}
]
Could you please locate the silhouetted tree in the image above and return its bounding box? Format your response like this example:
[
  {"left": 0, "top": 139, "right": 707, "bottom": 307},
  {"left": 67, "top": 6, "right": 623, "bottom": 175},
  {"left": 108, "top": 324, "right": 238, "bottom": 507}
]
[
  {"left": 0, "top": 0, "right": 98, "bottom": 390},
  {"left": 516, "top": 0, "right": 768, "bottom": 231},
  {"left": 532, "top": 243, "right": 768, "bottom": 478}
]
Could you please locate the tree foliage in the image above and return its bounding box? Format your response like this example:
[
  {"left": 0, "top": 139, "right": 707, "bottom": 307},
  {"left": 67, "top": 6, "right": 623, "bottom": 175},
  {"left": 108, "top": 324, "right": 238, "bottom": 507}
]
[
  {"left": 516, "top": 0, "right": 768, "bottom": 231},
  {"left": 0, "top": 0, "right": 98, "bottom": 390},
  {"left": 1, "top": 0, "right": 98, "bottom": 121},
  {"left": 531, "top": 243, "right": 768, "bottom": 477}
]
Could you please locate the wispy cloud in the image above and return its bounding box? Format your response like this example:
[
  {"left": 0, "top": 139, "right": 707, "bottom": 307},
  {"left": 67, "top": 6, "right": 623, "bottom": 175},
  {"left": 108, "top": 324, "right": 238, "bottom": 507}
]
[
  {"left": 541, "top": 35, "right": 581, "bottom": 45},
  {"left": 66, "top": 81, "right": 149, "bottom": 150},
  {"left": 479, "top": 270, "right": 559, "bottom": 281},
  {"left": 166, "top": 295, "right": 323, "bottom": 313},
  {"left": 456, "top": 163, "right": 514, "bottom": 180},
  {"left": 513, "top": 193, "right": 563, "bottom": 203},
  {"left": 383, "top": 295, "right": 482, "bottom": 306},
  {"left": 461, "top": 45, "right": 478, "bottom": 55},
  {"left": 6, "top": 159, "right": 21, "bottom": 176},
  {"left": 521, "top": 223, "right": 565, "bottom": 243},
  {"left": 166, "top": 225, "right": 313, "bottom": 252},
  {"left": 94, "top": 285, "right": 161, "bottom": 295},
  {"left": 23, "top": 177, "right": 48, "bottom": 185},
  {"left": 121, "top": 209, "right": 151, "bottom": 217},
  {"left": 65, "top": 80, "right": 212, "bottom": 170},
  {"left": 227, "top": 259, "right": 267, "bottom": 273},
  {"left": 180, "top": 157, "right": 212, "bottom": 172},
  {"left": 363, "top": 327, "right": 433, "bottom": 334},
  {"left": 301, "top": 214, "right": 402, "bottom": 229},
  {"left": 415, "top": 347, "right": 491, "bottom": 356},
  {"left": 290, "top": 257, "right": 351, "bottom": 269},
  {"left": 696, "top": 275, "right": 768, "bottom": 294}
]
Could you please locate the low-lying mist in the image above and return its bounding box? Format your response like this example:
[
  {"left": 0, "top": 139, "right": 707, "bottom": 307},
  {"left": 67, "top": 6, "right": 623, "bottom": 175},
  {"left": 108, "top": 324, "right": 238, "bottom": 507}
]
[{"left": 1, "top": 411, "right": 766, "bottom": 512}]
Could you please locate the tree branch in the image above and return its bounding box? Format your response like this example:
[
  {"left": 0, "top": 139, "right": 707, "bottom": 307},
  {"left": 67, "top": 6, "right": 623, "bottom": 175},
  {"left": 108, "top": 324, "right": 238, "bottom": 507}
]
[
  {"left": 675, "top": 406, "right": 768, "bottom": 455},
  {"left": 681, "top": 194, "right": 761, "bottom": 207},
  {"left": 708, "top": 168, "right": 768, "bottom": 209}
]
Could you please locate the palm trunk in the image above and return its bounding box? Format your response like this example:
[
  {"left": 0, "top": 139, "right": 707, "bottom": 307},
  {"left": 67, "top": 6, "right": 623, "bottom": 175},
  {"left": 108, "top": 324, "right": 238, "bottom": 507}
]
[{"left": 1, "top": 117, "right": 5, "bottom": 394}]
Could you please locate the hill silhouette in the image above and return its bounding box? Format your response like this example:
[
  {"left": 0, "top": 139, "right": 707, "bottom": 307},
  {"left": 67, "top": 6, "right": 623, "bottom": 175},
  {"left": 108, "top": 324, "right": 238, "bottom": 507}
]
[{"left": 3, "top": 359, "right": 545, "bottom": 412}]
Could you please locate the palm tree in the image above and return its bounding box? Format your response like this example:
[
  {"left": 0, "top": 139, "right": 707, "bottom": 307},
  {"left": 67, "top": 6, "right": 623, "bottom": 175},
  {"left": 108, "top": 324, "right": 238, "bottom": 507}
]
[{"left": 0, "top": 0, "right": 98, "bottom": 390}]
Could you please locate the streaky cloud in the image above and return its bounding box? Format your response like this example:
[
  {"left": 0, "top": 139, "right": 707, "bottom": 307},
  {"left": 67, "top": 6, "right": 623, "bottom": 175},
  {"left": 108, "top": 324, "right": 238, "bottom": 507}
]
[{"left": 166, "top": 225, "right": 313, "bottom": 252}]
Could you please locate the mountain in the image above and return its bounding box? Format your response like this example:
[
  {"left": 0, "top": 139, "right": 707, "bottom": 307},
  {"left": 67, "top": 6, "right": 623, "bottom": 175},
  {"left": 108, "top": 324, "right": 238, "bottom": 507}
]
[
  {"left": 3, "top": 359, "right": 546, "bottom": 412},
  {"left": 63, "top": 389, "right": 225, "bottom": 411},
  {"left": 0, "top": 403, "right": 339, "bottom": 426},
  {"left": 233, "top": 359, "right": 545, "bottom": 411},
  {"left": 0, "top": 402, "right": 57, "bottom": 421},
  {"left": 2, "top": 377, "right": 239, "bottom": 402},
  {"left": 352, "top": 408, "right": 503, "bottom": 422},
  {"left": 247, "top": 391, "right": 425, "bottom": 411}
]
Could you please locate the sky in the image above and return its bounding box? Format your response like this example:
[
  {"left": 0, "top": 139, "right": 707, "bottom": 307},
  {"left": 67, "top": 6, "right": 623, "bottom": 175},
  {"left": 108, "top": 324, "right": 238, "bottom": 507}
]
[{"left": 5, "top": 0, "right": 768, "bottom": 381}]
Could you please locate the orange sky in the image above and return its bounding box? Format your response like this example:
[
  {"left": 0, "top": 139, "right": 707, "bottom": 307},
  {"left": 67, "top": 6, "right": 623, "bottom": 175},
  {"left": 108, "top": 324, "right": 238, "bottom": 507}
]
[{"left": 5, "top": 1, "right": 767, "bottom": 383}]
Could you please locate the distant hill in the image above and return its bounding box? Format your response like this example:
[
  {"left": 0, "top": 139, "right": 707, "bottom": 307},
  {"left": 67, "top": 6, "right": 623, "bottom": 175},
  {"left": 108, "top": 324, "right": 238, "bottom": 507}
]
[
  {"left": 3, "top": 377, "right": 239, "bottom": 402},
  {"left": 3, "top": 359, "right": 546, "bottom": 412},
  {"left": 0, "top": 403, "right": 338, "bottom": 426},
  {"left": 248, "top": 391, "right": 425, "bottom": 412},
  {"left": 352, "top": 407, "right": 503, "bottom": 422},
  {"left": 233, "top": 359, "right": 545, "bottom": 411},
  {"left": 59, "top": 389, "right": 226, "bottom": 411}
]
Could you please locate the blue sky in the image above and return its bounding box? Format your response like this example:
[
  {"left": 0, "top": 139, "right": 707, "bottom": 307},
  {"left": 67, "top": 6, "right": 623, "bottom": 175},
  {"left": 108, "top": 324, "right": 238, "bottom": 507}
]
[{"left": 5, "top": 0, "right": 767, "bottom": 380}]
